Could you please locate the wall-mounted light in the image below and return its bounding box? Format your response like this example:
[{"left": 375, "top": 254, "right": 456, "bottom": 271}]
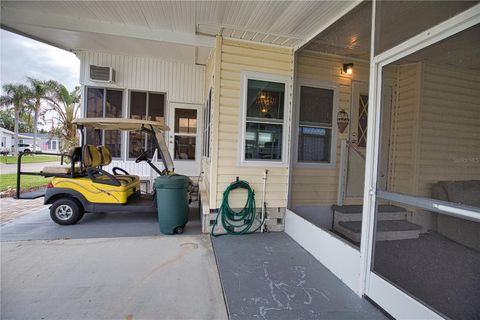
[{"left": 342, "top": 63, "right": 354, "bottom": 75}]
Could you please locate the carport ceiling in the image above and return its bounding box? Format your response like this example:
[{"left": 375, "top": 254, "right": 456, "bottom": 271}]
[{"left": 0, "top": 1, "right": 361, "bottom": 64}]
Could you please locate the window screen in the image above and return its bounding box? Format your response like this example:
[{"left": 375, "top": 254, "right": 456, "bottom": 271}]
[
  {"left": 128, "top": 91, "right": 165, "bottom": 159},
  {"left": 297, "top": 86, "right": 334, "bottom": 163}
]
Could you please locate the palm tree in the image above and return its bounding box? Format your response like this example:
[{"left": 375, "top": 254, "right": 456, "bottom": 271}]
[
  {"left": 45, "top": 81, "right": 80, "bottom": 151},
  {"left": 26, "top": 77, "right": 49, "bottom": 152},
  {"left": 0, "top": 84, "right": 30, "bottom": 155}
]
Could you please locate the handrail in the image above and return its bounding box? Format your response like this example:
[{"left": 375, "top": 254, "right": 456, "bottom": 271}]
[
  {"left": 16, "top": 151, "right": 77, "bottom": 199},
  {"left": 377, "top": 190, "right": 480, "bottom": 223},
  {"left": 345, "top": 140, "right": 366, "bottom": 161}
]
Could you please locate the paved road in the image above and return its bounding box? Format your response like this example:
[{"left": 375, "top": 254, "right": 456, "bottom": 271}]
[{"left": 0, "top": 162, "right": 58, "bottom": 174}]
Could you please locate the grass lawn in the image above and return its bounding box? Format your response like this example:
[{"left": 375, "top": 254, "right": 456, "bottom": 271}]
[
  {"left": 0, "top": 174, "right": 51, "bottom": 192},
  {"left": 0, "top": 155, "right": 61, "bottom": 164}
]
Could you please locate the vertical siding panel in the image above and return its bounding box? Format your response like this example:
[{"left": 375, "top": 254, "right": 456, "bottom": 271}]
[
  {"left": 79, "top": 50, "right": 205, "bottom": 104},
  {"left": 78, "top": 50, "right": 206, "bottom": 177}
]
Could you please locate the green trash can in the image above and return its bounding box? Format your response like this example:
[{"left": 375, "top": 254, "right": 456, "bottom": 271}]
[{"left": 154, "top": 174, "right": 190, "bottom": 234}]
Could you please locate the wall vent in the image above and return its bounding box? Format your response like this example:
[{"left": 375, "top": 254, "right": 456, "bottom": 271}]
[{"left": 89, "top": 65, "right": 116, "bottom": 83}]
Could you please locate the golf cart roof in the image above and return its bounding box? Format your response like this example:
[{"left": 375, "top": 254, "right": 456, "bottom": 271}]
[{"left": 72, "top": 118, "right": 170, "bottom": 131}]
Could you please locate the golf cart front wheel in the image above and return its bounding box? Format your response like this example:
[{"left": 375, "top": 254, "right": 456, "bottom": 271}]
[{"left": 50, "top": 198, "right": 84, "bottom": 225}]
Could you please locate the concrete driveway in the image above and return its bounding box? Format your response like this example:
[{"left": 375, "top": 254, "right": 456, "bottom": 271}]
[
  {"left": 1, "top": 236, "right": 227, "bottom": 320},
  {"left": 0, "top": 204, "right": 228, "bottom": 320}
]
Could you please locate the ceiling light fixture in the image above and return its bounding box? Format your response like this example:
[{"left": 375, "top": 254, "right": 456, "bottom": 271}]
[{"left": 256, "top": 90, "right": 276, "bottom": 113}]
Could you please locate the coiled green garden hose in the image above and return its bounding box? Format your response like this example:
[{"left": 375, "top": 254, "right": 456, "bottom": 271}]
[{"left": 211, "top": 179, "right": 265, "bottom": 236}]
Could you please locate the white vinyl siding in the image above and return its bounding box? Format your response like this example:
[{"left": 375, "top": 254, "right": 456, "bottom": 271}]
[
  {"left": 79, "top": 51, "right": 204, "bottom": 104},
  {"left": 78, "top": 50, "right": 205, "bottom": 176}
]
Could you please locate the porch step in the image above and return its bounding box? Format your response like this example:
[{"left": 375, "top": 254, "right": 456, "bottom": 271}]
[
  {"left": 334, "top": 220, "right": 421, "bottom": 242},
  {"left": 332, "top": 204, "right": 407, "bottom": 224}
]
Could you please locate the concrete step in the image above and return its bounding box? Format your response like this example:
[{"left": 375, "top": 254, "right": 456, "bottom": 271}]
[
  {"left": 334, "top": 220, "right": 422, "bottom": 243},
  {"left": 332, "top": 204, "right": 407, "bottom": 223}
]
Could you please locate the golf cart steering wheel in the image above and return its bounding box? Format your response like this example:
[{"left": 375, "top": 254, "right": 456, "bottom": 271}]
[
  {"left": 136, "top": 151, "right": 148, "bottom": 163},
  {"left": 112, "top": 167, "right": 130, "bottom": 176}
]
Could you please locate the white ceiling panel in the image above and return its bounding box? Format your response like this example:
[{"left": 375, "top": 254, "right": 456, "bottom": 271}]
[{"left": 1, "top": 0, "right": 361, "bottom": 62}]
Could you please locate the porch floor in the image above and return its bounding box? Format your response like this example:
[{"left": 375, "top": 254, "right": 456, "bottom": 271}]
[
  {"left": 374, "top": 232, "right": 480, "bottom": 320},
  {"left": 212, "top": 232, "right": 386, "bottom": 320}
]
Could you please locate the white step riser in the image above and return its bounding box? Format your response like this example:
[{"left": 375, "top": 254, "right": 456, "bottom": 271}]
[
  {"left": 334, "top": 224, "right": 420, "bottom": 242},
  {"left": 334, "top": 211, "right": 407, "bottom": 224}
]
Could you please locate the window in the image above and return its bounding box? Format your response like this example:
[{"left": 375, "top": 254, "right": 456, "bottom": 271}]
[
  {"left": 47, "top": 140, "right": 57, "bottom": 150},
  {"left": 128, "top": 91, "right": 165, "bottom": 159},
  {"left": 297, "top": 85, "right": 335, "bottom": 165},
  {"left": 241, "top": 72, "right": 289, "bottom": 165},
  {"left": 85, "top": 87, "right": 123, "bottom": 157},
  {"left": 203, "top": 89, "right": 212, "bottom": 158}
]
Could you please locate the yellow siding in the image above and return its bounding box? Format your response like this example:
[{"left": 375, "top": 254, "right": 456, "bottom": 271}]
[
  {"left": 200, "top": 47, "right": 216, "bottom": 205},
  {"left": 389, "top": 62, "right": 480, "bottom": 198},
  {"left": 389, "top": 63, "right": 421, "bottom": 194},
  {"left": 215, "top": 38, "right": 293, "bottom": 209},
  {"left": 417, "top": 63, "right": 480, "bottom": 196},
  {"left": 291, "top": 52, "right": 369, "bottom": 206}
]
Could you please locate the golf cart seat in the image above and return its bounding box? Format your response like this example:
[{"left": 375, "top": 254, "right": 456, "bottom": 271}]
[
  {"left": 96, "top": 145, "right": 140, "bottom": 184},
  {"left": 42, "top": 147, "right": 82, "bottom": 175},
  {"left": 48, "top": 144, "right": 140, "bottom": 204}
]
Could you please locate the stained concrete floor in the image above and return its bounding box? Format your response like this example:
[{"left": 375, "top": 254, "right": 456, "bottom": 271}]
[
  {"left": 1, "top": 202, "right": 227, "bottom": 320},
  {"left": 212, "top": 233, "right": 386, "bottom": 320},
  {"left": 2, "top": 203, "right": 388, "bottom": 320},
  {"left": 0, "top": 205, "right": 201, "bottom": 241},
  {"left": 1, "top": 236, "right": 228, "bottom": 320}
]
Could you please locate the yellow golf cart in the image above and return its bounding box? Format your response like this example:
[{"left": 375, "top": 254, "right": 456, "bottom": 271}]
[{"left": 15, "top": 118, "right": 188, "bottom": 230}]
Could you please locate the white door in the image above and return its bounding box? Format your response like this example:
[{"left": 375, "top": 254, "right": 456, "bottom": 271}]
[
  {"left": 346, "top": 82, "right": 391, "bottom": 200},
  {"left": 168, "top": 103, "right": 202, "bottom": 177}
]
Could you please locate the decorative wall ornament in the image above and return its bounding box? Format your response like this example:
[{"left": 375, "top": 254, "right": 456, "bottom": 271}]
[{"left": 337, "top": 109, "right": 349, "bottom": 133}]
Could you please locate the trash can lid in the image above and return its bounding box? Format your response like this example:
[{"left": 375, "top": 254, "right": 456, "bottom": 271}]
[{"left": 154, "top": 174, "right": 191, "bottom": 189}]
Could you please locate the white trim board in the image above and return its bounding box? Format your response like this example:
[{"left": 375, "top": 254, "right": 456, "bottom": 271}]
[
  {"left": 367, "top": 273, "right": 443, "bottom": 320},
  {"left": 360, "top": 2, "right": 480, "bottom": 317},
  {"left": 284, "top": 209, "right": 361, "bottom": 294}
]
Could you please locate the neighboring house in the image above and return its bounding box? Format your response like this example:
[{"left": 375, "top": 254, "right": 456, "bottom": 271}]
[
  {"left": 0, "top": 127, "right": 31, "bottom": 154},
  {"left": 18, "top": 133, "right": 61, "bottom": 153},
  {"left": 2, "top": 2, "right": 479, "bottom": 319}
]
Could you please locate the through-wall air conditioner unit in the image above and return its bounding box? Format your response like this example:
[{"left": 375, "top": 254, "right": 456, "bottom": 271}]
[{"left": 89, "top": 65, "right": 116, "bottom": 83}]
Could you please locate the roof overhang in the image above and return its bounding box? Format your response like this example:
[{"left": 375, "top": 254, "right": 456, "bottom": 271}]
[
  {"left": 1, "top": 6, "right": 214, "bottom": 64},
  {"left": 1, "top": 1, "right": 362, "bottom": 64}
]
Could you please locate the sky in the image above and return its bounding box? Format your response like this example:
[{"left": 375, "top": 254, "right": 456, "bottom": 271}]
[{"left": 0, "top": 29, "right": 80, "bottom": 92}]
